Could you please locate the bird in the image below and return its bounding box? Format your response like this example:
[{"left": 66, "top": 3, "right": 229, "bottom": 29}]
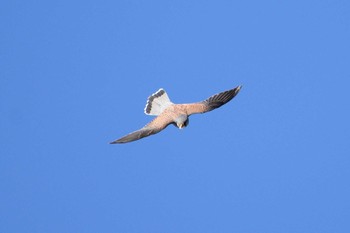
[{"left": 110, "top": 85, "right": 242, "bottom": 144}]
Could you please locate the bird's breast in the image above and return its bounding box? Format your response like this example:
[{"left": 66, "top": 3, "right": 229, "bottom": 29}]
[{"left": 163, "top": 105, "right": 187, "bottom": 119}]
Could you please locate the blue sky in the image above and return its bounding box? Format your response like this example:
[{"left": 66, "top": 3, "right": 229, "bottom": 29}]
[{"left": 1, "top": 0, "right": 350, "bottom": 232}]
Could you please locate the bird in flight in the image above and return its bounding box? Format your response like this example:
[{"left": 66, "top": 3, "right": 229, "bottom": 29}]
[{"left": 110, "top": 85, "right": 242, "bottom": 144}]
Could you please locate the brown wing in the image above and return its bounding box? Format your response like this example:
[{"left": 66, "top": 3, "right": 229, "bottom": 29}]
[
  {"left": 184, "top": 85, "right": 242, "bottom": 115},
  {"left": 110, "top": 113, "right": 174, "bottom": 144}
]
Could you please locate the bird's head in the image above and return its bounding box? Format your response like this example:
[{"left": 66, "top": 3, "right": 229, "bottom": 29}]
[{"left": 175, "top": 114, "right": 189, "bottom": 129}]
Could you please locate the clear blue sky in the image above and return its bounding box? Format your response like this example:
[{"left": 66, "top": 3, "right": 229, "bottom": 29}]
[{"left": 1, "top": 0, "right": 350, "bottom": 232}]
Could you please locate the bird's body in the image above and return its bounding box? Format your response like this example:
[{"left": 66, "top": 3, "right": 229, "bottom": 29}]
[{"left": 110, "top": 85, "right": 242, "bottom": 144}]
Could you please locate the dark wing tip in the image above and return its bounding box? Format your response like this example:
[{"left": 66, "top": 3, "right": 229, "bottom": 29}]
[
  {"left": 204, "top": 85, "right": 242, "bottom": 111},
  {"left": 109, "top": 127, "right": 158, "bottom": 144},
  {"left": 109, "top": 139, "right": 123, "bottom": 144},
  {"left": 109, "top": 132, "right": 142, "bottom": 144}
]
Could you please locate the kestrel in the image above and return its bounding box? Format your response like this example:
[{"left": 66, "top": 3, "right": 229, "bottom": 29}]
[{"left": 110, "top": 85, "right": 242, "bottom": 144}]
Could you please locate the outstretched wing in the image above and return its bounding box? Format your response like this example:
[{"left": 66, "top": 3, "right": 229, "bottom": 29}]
[
  {"left": 183, "top": 85, "right": 242, "bottom": 115},
  {"left": 110, "top": 113, "right": 174, "bottom": 144}
]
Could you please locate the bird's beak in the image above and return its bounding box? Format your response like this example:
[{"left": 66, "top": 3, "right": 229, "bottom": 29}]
[{"left": 178, "top": 124, "right": 184, "bottom": 129}]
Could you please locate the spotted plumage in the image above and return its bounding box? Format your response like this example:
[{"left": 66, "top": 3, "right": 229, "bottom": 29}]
[{"left": 110, "top": 85, "right": 242, "bottom": 144}]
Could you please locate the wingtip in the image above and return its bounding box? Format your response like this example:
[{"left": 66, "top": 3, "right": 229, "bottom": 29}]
[{"left": 109, "top": 140, "right": 120, "bottom": 144}]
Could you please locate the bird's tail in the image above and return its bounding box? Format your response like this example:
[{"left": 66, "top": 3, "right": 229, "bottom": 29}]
[{"left": 144, "top": 88, "right": 173, "bottom": 115}]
